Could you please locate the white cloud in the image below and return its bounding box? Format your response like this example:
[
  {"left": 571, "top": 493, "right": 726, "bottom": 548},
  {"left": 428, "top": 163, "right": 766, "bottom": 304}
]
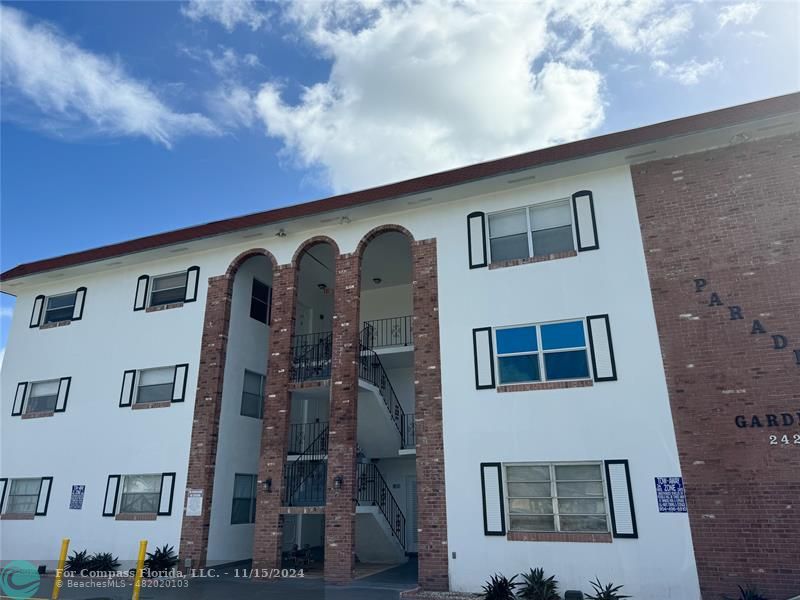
[
  {"left": 0, "top": 6, "right": 218, "bottom": 148},
  {"left": 208, "top": 84, "right": 258, "bottom": 128},
  {"left": 718, "top": 2, "right": 761, "bottom": 28},
  {"left": 0, "top": 306, "right": 13, "bottom": 319},
  {"left": 652, "top": 58, "right": 723, "bottom": 85},
  {"left": 181, "top": 0, "right": 268, "bottom": 31},
  {"left": 181, "top": 45, "right": 262, "bottom": 78}
]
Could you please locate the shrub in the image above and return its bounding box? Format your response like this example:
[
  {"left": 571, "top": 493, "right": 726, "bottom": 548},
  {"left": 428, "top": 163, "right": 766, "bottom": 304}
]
[
  {"left": 144, "top": 544, "right": 179, "bottom": 575},
  {"left": 65, "top": 549, "right": 91, "bottom": 573},
  {"left": 519, "top": 568, "right": 561, "bottom": 600},
  {"left": 585, "top": 578, "right": 631, "bottom": 600},
  {"left": 724, "top": 586, "right": 769, "bottom": 600},
  {"left": 88, "top": 552, "right": 120, "bottom": 574},
  {"left": 483, "top": 573, "right": 519, "bottom": 600}
]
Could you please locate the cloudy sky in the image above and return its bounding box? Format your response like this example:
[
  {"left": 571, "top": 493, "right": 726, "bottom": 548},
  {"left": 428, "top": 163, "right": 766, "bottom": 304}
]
[{"left": 0, "top": 0, "right": 798, "bottom": 356}]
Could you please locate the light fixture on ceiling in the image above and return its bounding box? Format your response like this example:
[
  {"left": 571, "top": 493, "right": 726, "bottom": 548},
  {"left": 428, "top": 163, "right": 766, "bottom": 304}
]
[
  {"left": 372, "top": 278, "right": 382, "bottom": 285},
  {"left": 318, "top": 283, "right": 327, "bottom": 291},
  {"left": 339, "top": 216, "right": 351, "bottom": 225},
  {"left": 276, "top": 228, "right": 287, "bottom": 238},
  {"left": 730, "top": 132, "right": 752, "bottom": 145}
]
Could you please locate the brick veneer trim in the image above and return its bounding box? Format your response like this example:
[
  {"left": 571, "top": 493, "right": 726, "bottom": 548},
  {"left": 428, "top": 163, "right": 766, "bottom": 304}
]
[
  {"left": 507, "top": 531, "right": 612, "bottom": 543},
  {"left": 497, "top": 380, "right": 592, "bottom": 392}
]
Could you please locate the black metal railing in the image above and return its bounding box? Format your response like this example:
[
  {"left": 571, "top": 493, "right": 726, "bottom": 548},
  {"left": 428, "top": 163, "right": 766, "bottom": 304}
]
[
  {"left": 361, "top": 316, "right": 413, "bottom": 349},
  {"left": 283, "top": 424, "right": 329, "bottom": 506},
  {"left": 358, "top": 345, "right": 405, "bottom": 436},
  {"left": 291, "top": 331, "right": 333, "bottom": 383},
  {"left": 357, "top": 463, "right": 406, "bottom": 549},
  {"left": 401, "top": 413, "right": 415, "bottom": 449},
  {"left": 288, "top": 421, "right": 329, "bottom": 456}
]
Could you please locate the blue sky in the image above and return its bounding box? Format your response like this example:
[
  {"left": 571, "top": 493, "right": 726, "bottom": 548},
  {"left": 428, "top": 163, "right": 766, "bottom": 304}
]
[{"left": 1, "top": 0, "right": 798, "bottom": 358}]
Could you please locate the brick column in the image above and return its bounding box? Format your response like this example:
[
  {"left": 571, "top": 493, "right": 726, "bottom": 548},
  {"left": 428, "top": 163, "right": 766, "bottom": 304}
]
[
  {"left": 412, "top": 239, "right": 450, "bottom": 592},
  {"left": 180, "top": 274, "right": 233, "bottom": 567},
  {"left": 323, "top": 252, "right": 361, "bottom": 583},
  {"left": 252, "top": 264, "right": 297, "bottom": 570}
]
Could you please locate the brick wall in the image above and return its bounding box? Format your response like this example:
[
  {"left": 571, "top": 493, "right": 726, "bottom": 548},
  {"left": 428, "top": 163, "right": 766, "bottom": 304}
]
[
  {"left": 632, "top": 133, "right": 800, "bottom": 598},
  {"left": 251, "top": 264, "right": 297, "bottom": 570},
  {"left": 324, "top": 252, "right": 361, "bottom": 583},
  {"left": 179, "top": 274, "right": 232, "bottom": 566},
  {"left": 412, "top": 239, "right": 450, "bottom": 592}
]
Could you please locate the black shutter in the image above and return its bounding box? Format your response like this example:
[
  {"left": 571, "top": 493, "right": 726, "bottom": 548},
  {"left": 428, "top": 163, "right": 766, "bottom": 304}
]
[
  {"left": 72, "top": 287, "right": 87, "bottom": 321},
  {"left": 119, "top": 370, "right": 136, "bottom": 407},
  {"left": 480, "top": 463, "right": 506, "bottom": 535},
  {"left": 55, "top": 377, "right": 71, "bottom": 413},
  {"left": 467, "top": 212, "right": 488, "bottom": 269},
  {"left": 158, "top": 473, "right": 176, "bottom": 516},
  {"left": 103, "top": 475, "right": 121, "bottom": 516},
  {"left": 12, "top": 382, "right": 28, "bottom": 416},
  {"left": 134, "top": 275, "right": 150, "bottom": 311},
  {"left": 35, "top": 477, "right": 53, "bottom": 516},
  {"left": 0, "top": 478, "right": 7, "bottom": 513},
  {"left": 571, "top": 190, "right": 599, "bottom": 251},
  {"left": 586, "top": 314, "right": 618, "bottom": 382},
  {"left": 472, "top": 327, "right": 496, "bottom": 389},
  {"left": 184, "top": 266, "right": 200, "bottom": 303},
  {"left": 605, "top": 460, "right": 638, "bottom": 538},
  {"left": 30, "top": 295, "right": 45, "bottom": 327},
  {"left": 171, "top": 364, "right": 188, "bottom": 402}
]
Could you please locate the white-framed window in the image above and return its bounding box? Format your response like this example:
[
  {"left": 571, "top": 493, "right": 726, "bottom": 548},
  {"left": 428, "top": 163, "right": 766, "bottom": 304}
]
[
  {"left": 495, "top": 319, "right": 590, "bottom": 385},
  {"left": 4, "top": 478, "right": 41, "bottom": 515},
  {"left": 26, "top": 380, "right": 60, "bottom": 414},
  {"left": 231, "top": 474, "right": 257, "bottom": 524},
  {"left": 119, "top": 474, "right": 161, "bottom": 514},
  {"left": 135, "top": 367, "right": 174, "bottom": 404},
  {"left": 505, "top": 462, "right": 609, "bottom": 533},
  {"left": 43, "top": 292, "right": 77, "bottom": 324},
  {"left": 241, "top": 370, "right": 265, "bottom": 419},
  {"left": 487, "top": 199, "right": 575, "bottom": 263},
  {"left": 149, "top": 272, "right": 188, "bottom": 307}
]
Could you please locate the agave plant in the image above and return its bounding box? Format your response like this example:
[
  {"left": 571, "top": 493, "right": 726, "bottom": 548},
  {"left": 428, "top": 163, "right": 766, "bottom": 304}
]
[
  {"left": 724, "top": 585, "right": 769, "bottom": 600},
  {"left": 482, "top": 573, "right": 520, "bottom": 600},
  {"left": 585, "top": 577, "right": 631, "bottom": 600},
  {"left": 88, "top": 552, "right": 120, "bottom": 574},
  {"left": 65, "top": 549, "right": 91, "bottom": 573},
  {"left": 519, "top": 568, "right": 561, "bottom": 600},
  {"left": 144, "top": 544, "right": 179, "bottom": 575}
]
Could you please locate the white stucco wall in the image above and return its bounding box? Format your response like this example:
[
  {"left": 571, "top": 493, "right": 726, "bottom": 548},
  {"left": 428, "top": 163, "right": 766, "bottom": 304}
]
[{"left": 1, "top": 164, "right": 699, "bottom": 597}]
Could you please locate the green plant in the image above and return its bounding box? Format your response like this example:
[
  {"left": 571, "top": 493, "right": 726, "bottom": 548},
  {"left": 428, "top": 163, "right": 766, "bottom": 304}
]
[
  {"left": 585, "top": 578, "right": 631, "bottom": 600},
  {"left": 519, "top": 568, "right": 561, "bottom": 600},
  {"left": 482, "top": 573, "right": 519, "bottom": 600},
  {"left": 144, "top": 544, "right": 179, "bottom": 575},
  {"left": 88, "top": 552, "right": 120, "bottom": 573},
  {"left": 65, "top": 549, "right": 91, "bottom": 573},
  {"left": 724, "top": 585, "right": 769, "bottom": 600}
]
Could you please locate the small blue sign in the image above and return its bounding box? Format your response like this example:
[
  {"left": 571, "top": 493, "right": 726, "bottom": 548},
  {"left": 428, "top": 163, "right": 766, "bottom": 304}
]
[
  {"left": 655, "top": 477, "right": 687, "bottom": 513},
  {"left": 69, "top": 485, "right": 85, "bottom": 510}
]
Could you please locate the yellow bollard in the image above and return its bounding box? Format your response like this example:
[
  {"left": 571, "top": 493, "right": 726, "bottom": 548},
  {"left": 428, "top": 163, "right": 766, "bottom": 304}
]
[
  {"left": 131, "top": 540, "right": 148, "bottom": 600},
  {"left": 51, "top": 537, "right": 70, "bottom": 600}
]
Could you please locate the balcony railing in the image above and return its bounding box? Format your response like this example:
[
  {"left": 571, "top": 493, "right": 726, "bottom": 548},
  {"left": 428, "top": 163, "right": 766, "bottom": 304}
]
[
  {"left": 288, "top": 421, "right": 329, "bottom": 456},
  {"left": 361, "top": 316, "right": 413, "bottom": 349},
  {"left": 358, "top": 345, "right": 405, "bottom": 436},
  {"left": 401, "top": 413, "right": 415, "bottom": 449},
  {"left": 283, "top": 460, "right": 327, "bottom": 506},
  {"left": 357, "top": 463, "right": 406, "bottom": 549},
  {"left": 290, "top": 331, "right": 332, "bottom": 383}
]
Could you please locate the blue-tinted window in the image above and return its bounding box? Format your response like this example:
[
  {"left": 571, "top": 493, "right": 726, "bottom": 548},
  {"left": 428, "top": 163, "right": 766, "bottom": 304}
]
[
  {"left": 544, "top": 351, "right": 590, "bottom": 380},
  {"left": 496, "top": 326, "right": 538, "bottom": 354},
  {"left": 498, "top": 355, "right": 540, "bottom": 384},
  {"left": 541, "top": 321, "right": 585, "bottom": 350}
]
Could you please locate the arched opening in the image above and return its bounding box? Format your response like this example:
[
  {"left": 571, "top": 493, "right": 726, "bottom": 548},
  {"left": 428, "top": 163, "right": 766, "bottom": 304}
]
[
  {"left": 205, "top": 251, "right": 274, "bottom": 565},
  {"left": 354, "top": 229, "right": 417, "bottom": 575}
]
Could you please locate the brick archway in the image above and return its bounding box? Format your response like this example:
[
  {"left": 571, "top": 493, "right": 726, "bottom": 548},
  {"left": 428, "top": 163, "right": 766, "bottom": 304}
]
[
  {"left": 179, "top": 249, "right": 277, "bottom": 568},
  {"left": 291, "top": 235, "right": 341, "bottom": 267}
]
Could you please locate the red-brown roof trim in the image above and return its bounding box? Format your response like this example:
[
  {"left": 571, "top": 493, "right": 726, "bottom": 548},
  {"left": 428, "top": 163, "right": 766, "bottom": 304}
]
[{"left": 2, "top": 92, "right": 798, "bottom": 282}]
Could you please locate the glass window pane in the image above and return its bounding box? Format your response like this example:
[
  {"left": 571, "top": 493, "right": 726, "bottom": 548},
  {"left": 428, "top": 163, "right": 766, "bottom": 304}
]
[
  {"left": 507, "top": 465, "right": 550, "bottom": 482},
  {"left": 243, "top": 372, "right": 263, "bottom": 395},
  {"left": 541, "top": 321, "right": 585, "bottom": 350},
  {"left": 489, "top": 209, "right": 527, "bottom": 237},
  {"left": 241, "top": 393, "right": 262, "bottom": 418},
  {"left": 47, "top": 294, "right": 76, "bottom": 310},
  {"left": 139, "top": 368, "right": 174, "bottom": 386},
  {"left": 496, "top": 326, "right": 538, "bottom": 354},
  {"left": 557, "top": 498, "right": 606, "bottom": 515},
  {"left": 31, "top": 380, "right": 59, "bottom": 397},
  {"left": 136, "top": 384, "right": 172, "bottom": 404},
  {"left": 489, "top": 234, "right": 529, "bottom": 262},
  {"left": 152, "top": 273, "right": 186, "bottom": 291},
  {"left": 231, "top": 499, "right": 251, "bottom": 524},
  {"left": 252, "top": 279, "right": 269, "bottom": 302},
  {"left": 498, "top": 355, "right": 540, "bottom": 384},
  {"left": 508, "top": 498, "right": 554, "bottom": 514},
  {"left": 27, "top": 394, "right": 57, "bottom": 413},
  {"left": 543, "top": 350, "right": 590, "bottom": 380},
  {"left": 250, "top": 299, "right": 268, "bottom": 324},
  {"left": 11, "top": 479, "right": 41, "bottom": 495},
  {"left": 123, "top": 475, "right": 160, "bottom": 493},
  {"left": 555, "top": 464, "right": 603, "bottom": 481},
  {"left": 559, "top": 515, "right": 608, "bottom": 532},
  {"left": 233, "top": 474, "right": 255, "bottom": 497},
  {"left": 510, "top": 515, "right": 555, "bottom": 532},
  {"left": 531, "top": 201, "right": 571, "bottom": 231},
  {"left": 532, "top": 226, "right": 574, "bottom": 255},
  {"left": 507, "top": 482, "right": 551, "bottom": 498},
  {"left": 556, "top": 481, "right": 605, "bottom": 497}
]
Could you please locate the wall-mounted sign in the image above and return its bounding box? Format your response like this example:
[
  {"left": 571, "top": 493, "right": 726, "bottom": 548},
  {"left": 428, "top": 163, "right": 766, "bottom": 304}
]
[
  {"left": 655, "top": 477, "right": 687, "bottom": 513},
  {"left": 69, "top": 485, "right": 85, "bottom": 510},
  {"left": 186, "top": 488, "right": 203, "bottom": 517}
]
